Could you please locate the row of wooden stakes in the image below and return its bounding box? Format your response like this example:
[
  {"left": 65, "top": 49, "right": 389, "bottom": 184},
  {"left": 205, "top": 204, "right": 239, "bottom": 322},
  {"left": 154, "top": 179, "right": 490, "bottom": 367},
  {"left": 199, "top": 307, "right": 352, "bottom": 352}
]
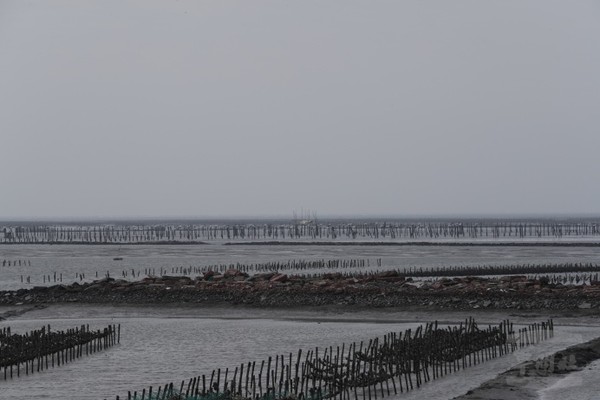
[
  {"left": 115, "top": 318, "right": 553, "bottom": 400},
  {"left": 3, "top": 220, "right": 600, "bottom": 243},
  {"left": 0, "top": 323, "right": 120, "bottom": 380},
  {"left": 1, "top": 259, "right": 31, "bottom": 267},
  {"left": 12, "top": 259, "right": 600, "bottom": 288}
]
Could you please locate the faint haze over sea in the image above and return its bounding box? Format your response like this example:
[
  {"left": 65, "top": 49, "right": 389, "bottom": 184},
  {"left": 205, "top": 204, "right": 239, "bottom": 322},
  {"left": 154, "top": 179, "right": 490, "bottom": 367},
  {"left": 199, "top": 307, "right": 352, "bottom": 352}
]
[
  {"left": 1, "top": 0, "right": 600, "bottom": 219},
  {"left": 3, "top": 214, "right": 600, "bottom": 227}
]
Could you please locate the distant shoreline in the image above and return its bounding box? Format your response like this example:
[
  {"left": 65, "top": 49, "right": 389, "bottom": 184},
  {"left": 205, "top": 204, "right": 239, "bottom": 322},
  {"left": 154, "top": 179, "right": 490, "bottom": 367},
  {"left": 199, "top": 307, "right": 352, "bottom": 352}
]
[
  {"left": 0, "top": 241, "right": 209, "bottom": 246},
  {"left": 224, "top": 241, "right": 600, "bottom": 247},
  {"left": 2, "top": 240, "right": 600, "bottom": 247}
]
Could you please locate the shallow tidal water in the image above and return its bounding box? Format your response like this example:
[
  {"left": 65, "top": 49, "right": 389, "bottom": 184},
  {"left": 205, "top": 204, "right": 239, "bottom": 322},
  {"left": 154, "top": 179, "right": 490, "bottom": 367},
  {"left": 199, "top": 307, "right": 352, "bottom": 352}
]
[
  {"left": 1, "top": 305, "right": 599, "bottom": 400},
  {"left": 1, "top": 243, "right": 600, "bottom": 290}
]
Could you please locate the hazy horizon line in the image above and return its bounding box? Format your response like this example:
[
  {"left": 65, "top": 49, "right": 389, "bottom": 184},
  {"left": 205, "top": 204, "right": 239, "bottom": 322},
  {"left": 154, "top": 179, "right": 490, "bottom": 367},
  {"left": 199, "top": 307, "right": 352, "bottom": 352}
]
[{"left": 2, "top": 212, "right": 600, "bottom": 223}]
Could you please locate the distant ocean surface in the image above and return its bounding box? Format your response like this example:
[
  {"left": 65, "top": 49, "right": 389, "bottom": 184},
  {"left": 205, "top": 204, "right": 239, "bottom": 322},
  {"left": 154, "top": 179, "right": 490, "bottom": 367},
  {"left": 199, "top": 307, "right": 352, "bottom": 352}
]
[
  {"left": 1, "top": 217, "right": 600, "bottom": 290},
  {"left": 2, "top": 216, "right": 600, "bottom": 245},
  {"left": 0, "top": 243, "right": 599, "bottom": 290}
]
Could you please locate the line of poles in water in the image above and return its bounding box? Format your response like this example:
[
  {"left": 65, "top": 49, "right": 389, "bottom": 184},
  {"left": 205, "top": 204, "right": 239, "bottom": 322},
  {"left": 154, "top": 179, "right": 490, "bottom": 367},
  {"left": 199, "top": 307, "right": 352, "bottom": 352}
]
[
  {"left": 0, "top": 324, "right": 120, "bottom": 380},
  {"left": 115, "top": 318, "right": 553, "bottom": 400},
  {"left": 1, "top": 260, "right": 31, "bottom": 267},
  {"left": 3, "top": 221, "right": 600, "bottom": 243},
  {"left": 8, "top": 260, "right": 600, "bottom": 287}
]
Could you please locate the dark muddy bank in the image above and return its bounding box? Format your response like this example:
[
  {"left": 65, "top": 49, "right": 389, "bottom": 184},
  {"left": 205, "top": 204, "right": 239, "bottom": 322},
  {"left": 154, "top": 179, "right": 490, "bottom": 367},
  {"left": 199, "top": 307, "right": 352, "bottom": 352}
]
[
  {"left": 2, "top": 271, "right": 600, "bottom": 311},
  {"left": 454, "top": 335, "right": 600, "bottom": 399}
]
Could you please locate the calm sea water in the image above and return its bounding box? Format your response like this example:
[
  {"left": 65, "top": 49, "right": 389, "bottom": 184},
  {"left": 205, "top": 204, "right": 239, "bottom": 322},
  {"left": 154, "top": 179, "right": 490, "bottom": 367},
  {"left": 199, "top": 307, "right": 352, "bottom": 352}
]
[{"left": 0, "top": 243, "right": 599, "bottom": 290}]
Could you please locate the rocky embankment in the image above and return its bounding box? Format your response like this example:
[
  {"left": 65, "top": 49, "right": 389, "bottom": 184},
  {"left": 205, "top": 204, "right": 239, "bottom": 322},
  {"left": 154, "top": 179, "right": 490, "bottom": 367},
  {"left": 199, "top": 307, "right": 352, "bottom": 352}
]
[{"left": 1, "top": 270, "right": 600, "bottom": 310}]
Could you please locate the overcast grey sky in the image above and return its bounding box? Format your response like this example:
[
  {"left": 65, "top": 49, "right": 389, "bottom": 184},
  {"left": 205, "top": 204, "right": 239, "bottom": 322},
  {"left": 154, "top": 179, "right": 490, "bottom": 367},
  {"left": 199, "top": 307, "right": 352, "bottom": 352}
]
[{"left": 1, "top": 1, "right": 599, "bottom": 219}]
